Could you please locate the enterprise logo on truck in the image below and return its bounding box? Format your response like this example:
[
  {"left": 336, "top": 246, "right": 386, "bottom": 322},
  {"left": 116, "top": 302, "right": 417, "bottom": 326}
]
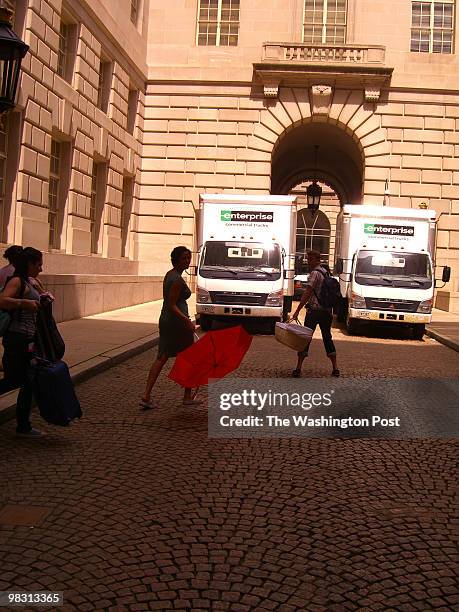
[
  {"left": 364, "top": 223, "right": 414, "bottom": 236},
  {"left": 221, "top": 210, "right": 274, "bottom": 223}
]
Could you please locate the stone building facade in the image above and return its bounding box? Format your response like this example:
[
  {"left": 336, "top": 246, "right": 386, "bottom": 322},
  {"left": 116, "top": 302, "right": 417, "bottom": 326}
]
[
  {"left": 143, "top": 0, "right": 459, "bottom": 312},
  {"left": 2, "top": 0, "right": 154, "bottom": 321},
  {"left": 2, "top": 0, "right": 459, "bottom": 318}
]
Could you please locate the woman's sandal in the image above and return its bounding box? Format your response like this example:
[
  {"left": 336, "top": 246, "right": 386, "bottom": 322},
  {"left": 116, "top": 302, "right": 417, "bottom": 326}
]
[
  {"left": 139, "top": 399, "right": 158, "bottom": 411},
  {"left": 292, "top": 369, "right": 301, "bottom": 378},
  {"left": 331, "top": 369, "right": 340, "bottom": 377}
]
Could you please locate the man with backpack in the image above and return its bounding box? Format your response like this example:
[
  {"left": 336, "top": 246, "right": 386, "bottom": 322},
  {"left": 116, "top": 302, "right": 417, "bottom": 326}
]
[{"left": 290, "top": 250, "right": 340, "bottom": 378}]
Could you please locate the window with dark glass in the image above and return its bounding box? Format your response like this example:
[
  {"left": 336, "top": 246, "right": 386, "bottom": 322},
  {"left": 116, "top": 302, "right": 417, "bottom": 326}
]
[
  {"left": 131, "top": 0, "right": 139, "bottom": 25},
  {"left": 48, "top": 140, "right": 61, "bottom": 249},
  {"left": 97, "top": 59, "right": 112, "bottom": 113},
  {"left": 57, "top": 20, "right": 78, "bottom": 82}
]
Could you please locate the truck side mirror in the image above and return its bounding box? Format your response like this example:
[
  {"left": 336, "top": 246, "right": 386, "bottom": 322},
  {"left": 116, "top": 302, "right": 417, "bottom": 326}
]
[
  {"left": 442, "top": 266, "right": 451, "bottom": 283},
  {"left": 335, "top": 258, "right": 343, "bottom": 274}
]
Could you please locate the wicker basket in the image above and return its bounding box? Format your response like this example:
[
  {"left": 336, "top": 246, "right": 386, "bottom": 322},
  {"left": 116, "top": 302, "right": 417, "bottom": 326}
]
[{"left": 275, "top": 323, "right": 313, "bottom": 352}]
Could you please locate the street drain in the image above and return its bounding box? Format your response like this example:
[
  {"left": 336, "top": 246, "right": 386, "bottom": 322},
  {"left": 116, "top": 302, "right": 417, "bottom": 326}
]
[{"left": 0, "top": 505, "right": 52, "bottom": 526}]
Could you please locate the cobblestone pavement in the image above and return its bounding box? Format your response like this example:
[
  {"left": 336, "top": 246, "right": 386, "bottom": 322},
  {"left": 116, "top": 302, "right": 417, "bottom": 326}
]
[{"left": 1, "top": 325, "right": 458, "bottom": 611}]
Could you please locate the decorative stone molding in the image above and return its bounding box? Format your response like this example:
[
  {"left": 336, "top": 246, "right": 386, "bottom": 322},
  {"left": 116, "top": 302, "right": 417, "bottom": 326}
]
[
  {"left": 263, "top": 43, "right": 387, "bottom": 65},
  {"left": 263, "top": 79, "right": 280, "bottom": 98},
  {"left": 254, "top": 42, "right": 393, "bottom": 102},
  {"left": 311, "top": 85, "right": 333, "bottom": 114},
  {"left": 364, "top": 87, "right": 381, "bottom": 102}
]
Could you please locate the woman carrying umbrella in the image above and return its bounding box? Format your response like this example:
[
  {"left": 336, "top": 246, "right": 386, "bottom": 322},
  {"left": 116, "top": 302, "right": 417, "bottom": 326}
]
[{"left": 140, "top": 246, "right": 201, "bottom": 409}]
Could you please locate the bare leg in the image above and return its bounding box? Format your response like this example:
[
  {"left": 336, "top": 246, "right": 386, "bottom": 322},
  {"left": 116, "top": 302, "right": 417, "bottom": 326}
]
[
  {"left": 295, "top": 353, "right": 306, "bottom": 373},
  {"left": 182, "top": 387, "right": 202, "bottom": 405},
  {"left": 142, "top": 353, "right": 168, "bottom": 402}
]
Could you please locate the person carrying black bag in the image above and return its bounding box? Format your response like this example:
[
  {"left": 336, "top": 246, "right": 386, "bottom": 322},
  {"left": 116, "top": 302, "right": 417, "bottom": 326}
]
[
  {"left": 0, "top": 248, "right": 42, "bottom": 437},
  {"left": 290, "top": 250, "right": 340, "bottom": 378}
]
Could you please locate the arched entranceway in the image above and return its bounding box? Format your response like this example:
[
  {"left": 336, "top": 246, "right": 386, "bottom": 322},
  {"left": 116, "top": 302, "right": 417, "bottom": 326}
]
[
  {"left": 296, "top": 207, "right": 331, "bottom": 265},
  {"left": 270, "top": 121, "right": 364, "bottom": 265}
]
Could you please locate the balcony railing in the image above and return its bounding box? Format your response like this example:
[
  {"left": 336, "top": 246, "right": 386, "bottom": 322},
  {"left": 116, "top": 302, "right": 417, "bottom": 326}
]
[{"left": 262, "top": 43, "right": 386, "bottom": 65}]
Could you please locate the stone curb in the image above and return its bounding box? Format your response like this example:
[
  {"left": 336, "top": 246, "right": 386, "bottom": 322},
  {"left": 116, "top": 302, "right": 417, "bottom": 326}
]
[
  {"left": 425, "top": 328, "right": 459, "bottom": 353},
  {"left": 0, "top": 333, "right": 159, "bottom": 425}
]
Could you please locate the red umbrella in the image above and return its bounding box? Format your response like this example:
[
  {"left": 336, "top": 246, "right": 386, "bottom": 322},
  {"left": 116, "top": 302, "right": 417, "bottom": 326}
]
[{"left": 168, "top": 325, "right": 252, "bottom": 387}]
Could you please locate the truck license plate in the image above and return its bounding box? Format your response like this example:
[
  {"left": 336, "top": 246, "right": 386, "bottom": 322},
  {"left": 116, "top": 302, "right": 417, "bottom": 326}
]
[{"left": 201, "top": 305, "right": 215, "bottom": 313}]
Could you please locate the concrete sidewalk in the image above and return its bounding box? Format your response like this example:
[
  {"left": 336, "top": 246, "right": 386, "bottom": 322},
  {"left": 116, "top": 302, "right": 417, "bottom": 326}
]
[
  {"left": 0, "top": 296, "right": 195, "bottom": 424},
  {"left": 0, "top": 298, "right": 457, "bottom": 424},
  {"left": 425, "top": 308, "right": 459, "bottom": 353}
]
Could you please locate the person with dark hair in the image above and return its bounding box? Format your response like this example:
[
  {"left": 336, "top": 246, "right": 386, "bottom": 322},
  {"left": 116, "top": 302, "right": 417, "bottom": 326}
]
[
  {"left": 140, "top": 245, "right": 200, "bottom": 409},
  {"left": 0, "top": 245, "right": 23, "bottom": 289},
  {"left": 290, "top": 250, "right": 339, "bottom": 378},
  {"left": 0, "top": 247, "right": 43, "bottom": 437}
]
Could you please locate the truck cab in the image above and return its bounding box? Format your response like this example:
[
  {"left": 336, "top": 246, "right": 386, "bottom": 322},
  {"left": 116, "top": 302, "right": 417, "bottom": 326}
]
[
  {"left": 345, "top": 247, "right": 434, "bottom": 338},
  {"left": 335, "top": 204, "right": 448, "bottom": 340},
  {"left": 195, "top": 194, "right": 297, "bottom": 331},
  {"left": 197, "top": 240, "right": 285, "bottom": 330}
]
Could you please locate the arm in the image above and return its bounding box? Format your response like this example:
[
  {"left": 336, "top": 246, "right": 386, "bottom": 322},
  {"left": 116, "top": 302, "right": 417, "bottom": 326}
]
[
  {"left": 291, "top": 286, "right": 313, "bottom": 320},
  {"left": 0, "top": 277, "right": 39, "bottom": 312},
  {"left": 168, "top": 280, "right": 194, "bottom": 331}
]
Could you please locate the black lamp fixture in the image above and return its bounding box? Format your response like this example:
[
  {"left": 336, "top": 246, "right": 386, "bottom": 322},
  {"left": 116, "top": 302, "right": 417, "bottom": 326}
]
[
  {"left": 306, "top": 144, "right": 322, "bottom": 211},
  {"left": 0, "top": 6, "right": 29, "bottom": 115}
]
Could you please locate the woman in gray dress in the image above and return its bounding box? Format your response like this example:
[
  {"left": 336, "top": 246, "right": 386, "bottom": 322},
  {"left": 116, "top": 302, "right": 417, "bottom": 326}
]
[{"left": 140, "top": 246, "right": 200, "bottom": 409}]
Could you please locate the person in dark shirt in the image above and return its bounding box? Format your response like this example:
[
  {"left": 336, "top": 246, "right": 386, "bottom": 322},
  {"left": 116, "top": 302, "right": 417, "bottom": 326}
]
[
  {"left": 140, "top": 246, "right": 201, "bottom": 410},
  {"left": 291, "top": 250, "right": 339, "bottom": 378}
]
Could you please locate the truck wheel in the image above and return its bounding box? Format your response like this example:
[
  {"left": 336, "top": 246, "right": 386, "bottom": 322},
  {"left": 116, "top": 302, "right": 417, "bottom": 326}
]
[
  {"left": 413, "top": 324, "right": 425, "bottom": 340},
  {"left": 346, "top": 311, "right": 359, "bottom": 335},
  {"left": 199, "top": 314, "right": 212, "bottom": 331}
]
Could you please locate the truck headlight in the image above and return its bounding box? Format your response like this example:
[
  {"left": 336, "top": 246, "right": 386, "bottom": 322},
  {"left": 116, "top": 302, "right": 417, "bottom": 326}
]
[
  {"left": 350, "top": 292, "right": 366, "bottom": 309},
  {"left": 417, "top": 299, "right": 432, "bottom": 314},
  {"left": 197, "top": 287, "right": 211, "bottom": 303},
  {"left": 266, "top": 289, "right": 283, "bottom": 307}
]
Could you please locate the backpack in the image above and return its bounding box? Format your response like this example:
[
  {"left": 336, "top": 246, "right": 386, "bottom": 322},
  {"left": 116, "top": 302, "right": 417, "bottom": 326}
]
[{"left": 313, "top": 267, "right": 342, "bottom": 310}]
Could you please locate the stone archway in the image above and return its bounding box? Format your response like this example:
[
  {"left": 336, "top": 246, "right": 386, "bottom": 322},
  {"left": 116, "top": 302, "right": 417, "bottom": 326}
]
[
  {"left": 270, "top": 120, "right": 364, "bottom": 202},
  {"left": 269, "top": 119, "right": 365, "bottom": 264}
]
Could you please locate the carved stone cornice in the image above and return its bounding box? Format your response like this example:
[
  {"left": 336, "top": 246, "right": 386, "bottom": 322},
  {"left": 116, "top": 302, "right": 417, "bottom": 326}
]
[{"left": 253, "top": 42, "right": 393, "bottom": 101}]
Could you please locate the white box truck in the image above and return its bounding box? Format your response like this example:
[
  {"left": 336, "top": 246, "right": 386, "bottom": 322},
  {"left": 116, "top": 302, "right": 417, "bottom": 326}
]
[
  {"left": 195, "top": 194, "right": 298, "bottom": 331},
  {"left": 335, "top": 204, "right": 451, "bottom": 339}
]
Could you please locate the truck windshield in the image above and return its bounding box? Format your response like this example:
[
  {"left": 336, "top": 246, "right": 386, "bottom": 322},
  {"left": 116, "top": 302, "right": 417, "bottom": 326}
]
[
  {"left": 200, "top": 241, "right": 281, "bottom": 280},
  {"left": 355, "top": 250, "right": 432, "bottom": 288}
]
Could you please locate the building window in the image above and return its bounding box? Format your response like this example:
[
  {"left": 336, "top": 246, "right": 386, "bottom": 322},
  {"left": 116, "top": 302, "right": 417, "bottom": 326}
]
[
  {"left": 121, "top": 177, "right": 134, "bottom": 258},
  {"left": 89, "top": 163, "right": 98, "bottom": 253},
  {"left": 57, "top": 22, "right": 69, "bottom": 78},
  {"left": 197, "top": 0, "right": 240, "bottom": 46},
  {"left": 48, "top": 140, "right": 61, "bottom": 249},
  {"left": 89, "top": 161, "right": 107, "bottom": 254},
  {"left": 57, "top": 20, "right": 78, "bottom": 82},
  {"left": 97, "top": 59, "right": 112, "bottom": 113},
  {"left": 303, "top": 0, "right": 347, "bottom": 44},
  {"left": 131, "top": 0, "right": 139, "bottom": 25},
  {"left": 127, "top": 89, "right": 138, "bottom": 135},
  {"left": 411, "top": 1, "right": 454, "bottom": 53},
  {"left": 0, "top": 118, "right": 8, "bottom": 241}
]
